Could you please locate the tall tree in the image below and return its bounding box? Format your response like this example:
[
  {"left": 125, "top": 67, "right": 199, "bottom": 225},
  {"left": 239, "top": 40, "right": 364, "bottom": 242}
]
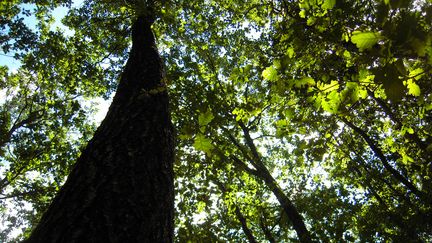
[
  {"left": 2, "top": 0, "right": 432, "bottom": 241},
  {"left": 24, "top": 11, "right": 174, "bottom": 242}
]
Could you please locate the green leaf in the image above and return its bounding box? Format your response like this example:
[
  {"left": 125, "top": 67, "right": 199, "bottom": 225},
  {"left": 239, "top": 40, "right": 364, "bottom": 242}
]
[
  {"left": 409, "top": 68, "right": 424, "bottom": 80},
  {"left": 179, "top": 134, "right": 191, "bottom": 140},
  {"left": 373, "top": 66, "right": 406, "bottom": 102},
  {"left": 193, "top": 134, "right": 213, "bottom": 154},
  {"left": 198, "top": 109, "right": 214, "bottom": 127},
  {"left": 394, "top": 59, "right": 407, "bottom": 76},
  {"left": 343, "top": 50, "right": 351, "bottom": 59},
  {"left": 407, "top": 127, "right": 414, "bottom": 134},
  {"left": 196, "top": 201, "right": 206, "bottom": 213},
  {"left": 299, "top": 9, "right": 306, "bottom": 18},
  {"left": 318, "top": 80, "right": 339, "bottom": 93},
  {"left": 232, "top": 108, "right": 248, "bottom": 122},
  {"left": 322, "top": 0, "right": 336, "bottom": 10},
  {"left": 358, "top": 89, "right": 368, "bottom": 99},
  {"left": 275, "top": 119, "right": 288, "bottom": 127},
  {"left": 286, "top": 47, "right": 295, "bottom": 58},
  {"left": 294, "top": 77, "right": 315, "bottom": 88},
  {"left": 262, "top": 66, "right": 278, "bottom": 81},
  {"left": 321, "top": 90, "right": 341, "bottom": 113},
  {"left": 406, "top": 79, "right": 420, "bottom": 96},
  {"left": 351, "top": 31, "right": 381, "bottom": 51}
]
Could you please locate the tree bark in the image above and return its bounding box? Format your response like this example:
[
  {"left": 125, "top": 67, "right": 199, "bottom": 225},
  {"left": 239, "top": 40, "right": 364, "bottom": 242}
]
[{"left": 25, "top": 16, "right": 174, "bottom": 242}]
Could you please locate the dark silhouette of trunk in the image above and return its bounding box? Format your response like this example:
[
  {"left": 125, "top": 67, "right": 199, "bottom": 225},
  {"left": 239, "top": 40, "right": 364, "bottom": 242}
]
[{"left": 25, "top": 16, "right": 174, "bottom": 242}]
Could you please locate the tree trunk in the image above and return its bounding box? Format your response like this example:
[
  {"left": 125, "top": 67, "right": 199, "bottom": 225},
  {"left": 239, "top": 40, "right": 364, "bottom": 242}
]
[{"left": 25, "top": 16, "right": 174, "bottom": 242}]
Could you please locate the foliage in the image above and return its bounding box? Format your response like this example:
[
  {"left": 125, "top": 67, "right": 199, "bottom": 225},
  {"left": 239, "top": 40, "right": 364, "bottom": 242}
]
[
  {"left": 1, "top": 0, "right": 431, "bottom": 241},
  {"left": 0, "top": 0, "right": 113, "bottom": 240}
]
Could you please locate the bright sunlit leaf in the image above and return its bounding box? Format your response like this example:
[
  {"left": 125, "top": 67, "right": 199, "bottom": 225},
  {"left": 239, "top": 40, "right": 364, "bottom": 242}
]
[
  {"left": 262, "top": 65, "right": 278, "bottom": 81},
  {"left": 406, "top": 79, "right": 421, "bottom": 96},
  {"left": 322, "top": 0, "right": 336, "bottom": 9},
  {"left": 351, "top": 31, "right": 381, "bottom": 51}
]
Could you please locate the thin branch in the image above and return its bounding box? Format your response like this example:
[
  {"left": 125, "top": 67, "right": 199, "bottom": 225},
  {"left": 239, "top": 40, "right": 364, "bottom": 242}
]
[
  {"left": 236, "top": 120, "right": 312, "bottom": 243},
  {"left": 367, "top": 89, "right": 430, "bottom": 159},
  {"left": 213, "top": 178, "right": 258, "bottom": 243},
  {"left": 339, "top": 116, "right": 431, "bottom": 204},
  {"left": 259, "top": 211, "right": 276, "bottom": 243}
]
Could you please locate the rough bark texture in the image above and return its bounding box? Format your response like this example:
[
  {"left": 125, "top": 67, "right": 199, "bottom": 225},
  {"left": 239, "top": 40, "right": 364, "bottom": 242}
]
[{"left": 25, "top": 16, "right": 174, "bottom": 242}]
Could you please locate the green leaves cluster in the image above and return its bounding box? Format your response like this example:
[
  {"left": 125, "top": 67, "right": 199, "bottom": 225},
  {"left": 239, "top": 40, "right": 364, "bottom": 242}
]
[
  {"left": 167, "top": 0, "right": 432, "bottom": 241},
  {"left": 1, "top": 0, "right": 432, "bottom": 242},
  {"left": 0, "top": 0, "right": 115, "bottom": 240}
]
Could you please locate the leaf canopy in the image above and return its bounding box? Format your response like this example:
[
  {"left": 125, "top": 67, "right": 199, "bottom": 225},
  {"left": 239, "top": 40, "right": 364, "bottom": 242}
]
[{"left": 1, "top": 0, "right": 432, "bottom": 242}]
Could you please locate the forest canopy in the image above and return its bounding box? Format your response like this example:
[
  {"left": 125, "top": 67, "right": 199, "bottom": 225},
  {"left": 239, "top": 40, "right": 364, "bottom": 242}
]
[{"left": 1, "top": 0, "right": 432, "bottom": 241}]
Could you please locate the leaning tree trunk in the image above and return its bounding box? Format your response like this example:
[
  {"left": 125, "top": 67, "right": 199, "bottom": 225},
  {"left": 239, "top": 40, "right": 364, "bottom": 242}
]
[{"left": 25, "top": 16, "right": 174, "bottom": 242}]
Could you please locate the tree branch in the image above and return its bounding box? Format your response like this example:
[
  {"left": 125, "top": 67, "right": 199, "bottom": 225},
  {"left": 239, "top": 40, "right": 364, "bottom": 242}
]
[{"left": 339, "top": 116, "right": 431, "bottom": 204}]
